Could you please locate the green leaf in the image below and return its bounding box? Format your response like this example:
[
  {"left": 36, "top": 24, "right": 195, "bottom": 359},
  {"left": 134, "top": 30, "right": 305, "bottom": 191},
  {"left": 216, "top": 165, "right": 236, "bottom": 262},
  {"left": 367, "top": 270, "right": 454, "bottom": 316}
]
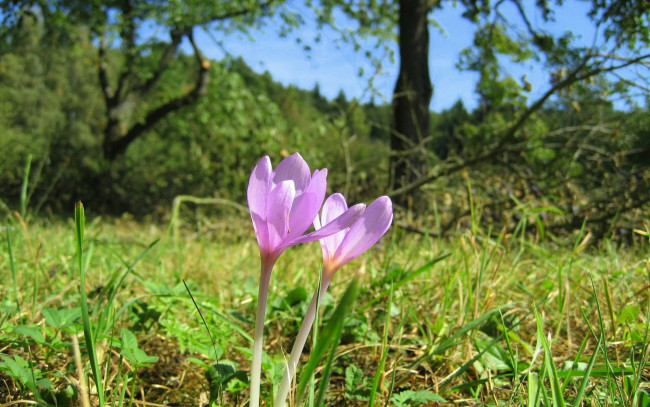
[
  {"left": 120, "top": 328, "right": 138, "bottom": 350},
  {"left": 343, "top": 363, "right": 370, "bottom": 401},
  {"left": 528, "top": 372, "right": 541, "bottom": 407},
  {"left": 121, "top": 348, "right": 158, "bottom": 367},
  {"left": 618, "top": 304, "right": 641, "bottom": 324},
  {"left": 285, "top": 286, "right": 309, "bottom": 306},
  {"left": 36, "top": 378, "right": 53, "bottom": 389},
  {"left": 13, "top": 325, "right": 45, "bottom": 344},
  {"left": 475, "top": 338, "right": 511, "bottom": 371},
  {"left": 535, "top": 308, "right": 566, "bottom": 407},
  {"left": 298, "top": 279, "right": 360, "bottom": 402},
  {"left": 638, "top": 390, "right": 650, "bottom": 407},
  {"left": 0, "top": 354, "right": 31, "bottom": 382},
  {"left": 42, "top": 307, "right": 81, "bottom": 330},
  {"left": 345, "top": 364, "right": 365, "bottom": 392},
  {"left": 206, "top": 360, "right": 248, "bottom": 402},
  {"left": 390, "top": 390, "right": 446, "bottom": 406}
]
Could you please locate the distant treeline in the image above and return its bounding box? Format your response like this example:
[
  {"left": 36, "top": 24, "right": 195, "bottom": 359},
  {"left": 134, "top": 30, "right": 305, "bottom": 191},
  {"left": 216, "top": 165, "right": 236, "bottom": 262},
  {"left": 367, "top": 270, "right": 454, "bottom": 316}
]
[{"left": 1, "top": 19, "right": 648, "bottom": 243}]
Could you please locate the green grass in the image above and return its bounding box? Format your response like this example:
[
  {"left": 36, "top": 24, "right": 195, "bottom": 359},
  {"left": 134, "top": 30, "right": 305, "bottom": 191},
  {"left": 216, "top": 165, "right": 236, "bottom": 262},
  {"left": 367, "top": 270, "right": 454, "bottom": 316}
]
[{"left": 1, "top": 210, "right": 649, "bottom": 406}]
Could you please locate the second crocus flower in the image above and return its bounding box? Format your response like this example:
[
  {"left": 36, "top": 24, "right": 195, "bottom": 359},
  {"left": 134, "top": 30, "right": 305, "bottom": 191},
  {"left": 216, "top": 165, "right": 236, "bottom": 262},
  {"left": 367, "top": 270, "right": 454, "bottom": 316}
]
[{"left": 274, "top": 193, "right": 393, "bottom": 407}]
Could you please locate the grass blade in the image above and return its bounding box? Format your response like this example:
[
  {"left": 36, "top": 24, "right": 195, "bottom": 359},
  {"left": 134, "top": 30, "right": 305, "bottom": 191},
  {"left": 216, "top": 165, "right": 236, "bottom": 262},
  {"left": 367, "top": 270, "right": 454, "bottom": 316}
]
[
  {"left": 75, "top": 202, "right": 105, "bottom": 406},
  {"left": 534, "top": 307, "right": 566, "bottom": 407},
  {"left": 299, "top": 279, "right": 360, "bottom": 403},
  {"left": 96, "top": 238, "right": 160, "bottom": 336},
  {"left": 572, "top": 335, "right": 601, "bottom": 407},
  {"left": 352, "top": 254, "right": 449, "bottom": 321},
  {"left": 5, "top": 228, "right": 20, "bottom": 310},
  {"left": 528, "top": 372, "right": 540, "bottom": 407},
  {"left": 20, "top": 154, "right": 32, "bottom": 219},
  {"left": 410, "top": 306, "right": 502, "bottom": 370},
  {"left": 183, "top": 280, "right": 219, "bottom": 360},
  {"left": 307, "top": 276, "right": 323, "bottom": 407},
  {"left": 368, "top": 282, "right": 394, "bottom": 407},
  {"left": 312, "top": 329, "right": 337, "bottom": 407}
]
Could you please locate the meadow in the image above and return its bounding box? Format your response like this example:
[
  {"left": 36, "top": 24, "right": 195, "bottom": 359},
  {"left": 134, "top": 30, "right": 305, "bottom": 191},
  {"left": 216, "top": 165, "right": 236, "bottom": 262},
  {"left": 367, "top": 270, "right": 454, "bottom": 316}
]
[
  {"left": 1, "top": 202, "right": 648, "bottom": 407},
  {"left": 2, "top": 1, "right": 649, "bottom": 404}
]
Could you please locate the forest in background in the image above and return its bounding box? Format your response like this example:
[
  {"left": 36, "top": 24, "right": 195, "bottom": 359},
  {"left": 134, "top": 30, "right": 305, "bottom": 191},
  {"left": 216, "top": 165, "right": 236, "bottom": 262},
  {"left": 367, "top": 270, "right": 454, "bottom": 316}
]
[{"left": 0, "top": 0, "right": 649, "bottom": 243}]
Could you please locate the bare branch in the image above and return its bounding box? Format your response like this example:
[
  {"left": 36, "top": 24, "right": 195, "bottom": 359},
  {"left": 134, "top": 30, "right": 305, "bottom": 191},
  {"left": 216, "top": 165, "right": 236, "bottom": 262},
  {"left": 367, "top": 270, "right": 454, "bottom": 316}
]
[
  {"left": 610, "top": 71, "right": 650, "bottom": 93},
  {"left": 388, "top": 51, "right": 650, "bottom": 198}
]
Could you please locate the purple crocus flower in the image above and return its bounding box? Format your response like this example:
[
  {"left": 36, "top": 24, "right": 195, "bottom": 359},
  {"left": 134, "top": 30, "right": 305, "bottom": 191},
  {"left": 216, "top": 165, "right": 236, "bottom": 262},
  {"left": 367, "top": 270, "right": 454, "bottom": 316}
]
[
  {"left": 247, "top": 154, "right": 364, "bottom": 407},
  {"left": 315, "top": 194, "right": 393, "bottom": 279},
  {"left": 247, "top": 154, "right": 365, "bottom": 266},
  {"left": 274, "top": 193, "right": 393, "bottom": 407}
]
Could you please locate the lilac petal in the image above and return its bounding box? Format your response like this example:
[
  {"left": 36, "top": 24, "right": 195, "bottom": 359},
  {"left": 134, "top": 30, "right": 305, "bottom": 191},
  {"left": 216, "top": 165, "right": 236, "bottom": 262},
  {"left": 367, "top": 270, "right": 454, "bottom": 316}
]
[
  {"left": 286, "top": 203, "right": 366, "bottom": 248},
  {"left": 321, "top": 193, "right": 348, "bottom": 224},
  {"left": 288, "top": 169, "right": 327, "bottom": 237},
  {"left": 334, "top": 196, "right": 393, "bottom": 266},
  {"left": 251, "top": 211, "right": 270, "bottom": 252},
  {"left": 247, "top": 156, "right": 272, "bottom": 249},
  {"left": 273, "top": 153, "right": 311, "bottom": 194},
  {"left": 266, "top": 180, "right": 295, "bottom": 252},
  {"left": 247, "top": 156, "right": 272, "bottom": 217},
  {"left": 318, "top": 193, "right": 349, "bottom": 260}
]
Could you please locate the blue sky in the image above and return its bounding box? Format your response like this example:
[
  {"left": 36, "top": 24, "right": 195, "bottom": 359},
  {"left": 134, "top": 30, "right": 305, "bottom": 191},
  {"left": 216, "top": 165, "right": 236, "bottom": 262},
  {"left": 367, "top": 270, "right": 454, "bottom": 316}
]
[{"left": 195, "top": 2, "right": 598, "bottom": 111}]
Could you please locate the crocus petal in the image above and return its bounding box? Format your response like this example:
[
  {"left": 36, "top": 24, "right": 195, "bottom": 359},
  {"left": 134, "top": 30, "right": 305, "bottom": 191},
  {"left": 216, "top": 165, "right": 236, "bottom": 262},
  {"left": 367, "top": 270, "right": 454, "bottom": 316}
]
[
  {"left": 334, "top": 196, "right": 393, "bottom": 266},
  {"left": 247, "top": 156, "right": 272, "bottom": 219},
  {"left": 321, "top": 193, "right": 348, "bottom": 224},
  {"left": 287, "top": 203, "right": 366, "bottom": 248},
  {"left": 318, "top": 193, "right": 348, "bottom": 261},
  {"left": 273, "top": 153, "right": 310, "bottom": 194},
  {"left": 288, "top": 169, "right": 328, "bottom": 238},
  {"left": 266, "top": 180, "right": 295, "bottom": 253},
  {"left": 250, "top": 212, "right": 270, "bottom": 252},
  {"left": 247, "top": 156, "right": 273, "bottom": 251}
]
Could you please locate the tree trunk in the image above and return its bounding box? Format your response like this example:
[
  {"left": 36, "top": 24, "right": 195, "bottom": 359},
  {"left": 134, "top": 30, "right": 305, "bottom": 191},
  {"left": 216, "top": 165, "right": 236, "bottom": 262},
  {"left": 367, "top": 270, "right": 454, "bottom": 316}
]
[{"left": 391, "top": 0, "right": 433, "bottom": 209}]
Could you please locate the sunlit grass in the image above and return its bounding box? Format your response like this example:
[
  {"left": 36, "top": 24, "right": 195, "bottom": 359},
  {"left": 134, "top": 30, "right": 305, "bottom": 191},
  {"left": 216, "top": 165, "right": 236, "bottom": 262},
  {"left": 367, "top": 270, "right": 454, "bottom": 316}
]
[{"left": 1, "top": 211, "right": 649, "bottom": 406}]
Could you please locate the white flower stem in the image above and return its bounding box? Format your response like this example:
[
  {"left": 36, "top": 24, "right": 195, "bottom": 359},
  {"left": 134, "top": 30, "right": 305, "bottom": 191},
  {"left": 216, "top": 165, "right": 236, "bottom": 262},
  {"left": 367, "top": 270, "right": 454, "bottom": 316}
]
[
  {"left": 250, "top": 258, "right": 275, "bottom": 407},
  {"left": 274, "top": 275, "right": 332, "bottom": 407}
]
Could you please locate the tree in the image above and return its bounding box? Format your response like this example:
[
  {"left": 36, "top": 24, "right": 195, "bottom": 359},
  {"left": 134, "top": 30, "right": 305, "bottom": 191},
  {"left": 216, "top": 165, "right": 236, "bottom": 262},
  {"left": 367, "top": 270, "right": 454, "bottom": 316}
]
[
  {"left": 390, "top": 0, "right": 433, "bottom": 208},
  {"left": 310, "top": 0, "right": 649, "bottom": 210},
  {"left": 1, "top": 0, "right": 286, "bottom": 160},
  {"left": 0, "top": 10, "right": 104, "bottom": 211}
]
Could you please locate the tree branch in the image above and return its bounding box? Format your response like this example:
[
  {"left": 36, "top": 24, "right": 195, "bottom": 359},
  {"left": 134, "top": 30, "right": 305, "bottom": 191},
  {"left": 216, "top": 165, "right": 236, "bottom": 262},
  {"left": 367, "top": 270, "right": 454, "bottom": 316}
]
[
  {"left": 114, "top": 0, "right": 137, "bottom": 101},
  {"left": 387, "top": 51, "right": 650, "bottom": 198},
  {"left": 104, "top": 28, "right": 211, "bottom": 159},
  {"left": 133, "top": 29, "right": 185, "bottom": 98},
  {"left": 98, "top": 33, "right": 113, "bottom": 101},
  {"left": 197, "top": 0, "right": 275, "bottom": 25}
]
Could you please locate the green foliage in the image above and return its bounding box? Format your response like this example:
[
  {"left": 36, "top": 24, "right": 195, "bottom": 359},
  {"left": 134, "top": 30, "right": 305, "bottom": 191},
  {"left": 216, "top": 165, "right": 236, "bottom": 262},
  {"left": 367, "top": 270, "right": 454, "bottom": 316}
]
[
  {"left": 390, "top": 390, "right": 446, "bottom": 406},
  {"left": 344, "top": 364, "right": 370, "bottom": 401},
  {"left": 0, "top": 354, "right": 52, "bottom": 397},
  {"left": 0, "top": 16, "right": 101, "bottom": 208},
  {"left": 297, "top": 279, "right": 361, "bottom": 404},
  {"left": 42, "top": 307, "right": 82, "bottom": 332},
  {"left": 119, "top": 329, "right": 158, "bottom": 367},
  {"left": 2, "top": 205, "right": 650, "bottom": 404},
  {"left": 0, "top": 12, "right": 392, "bottom": 216},
  {"left": 206, "top": 360, "right": 248, "bottom": 404},
  {"left": 0, "top": 0, "right": 648, "bottom": 248}
]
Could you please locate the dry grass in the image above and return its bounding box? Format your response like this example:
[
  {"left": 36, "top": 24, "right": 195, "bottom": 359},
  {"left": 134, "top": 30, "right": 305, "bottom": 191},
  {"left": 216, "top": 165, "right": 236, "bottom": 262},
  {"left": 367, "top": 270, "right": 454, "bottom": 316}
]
[{"left": 1, "top": 213, "right": 649, "bottom": 406}]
